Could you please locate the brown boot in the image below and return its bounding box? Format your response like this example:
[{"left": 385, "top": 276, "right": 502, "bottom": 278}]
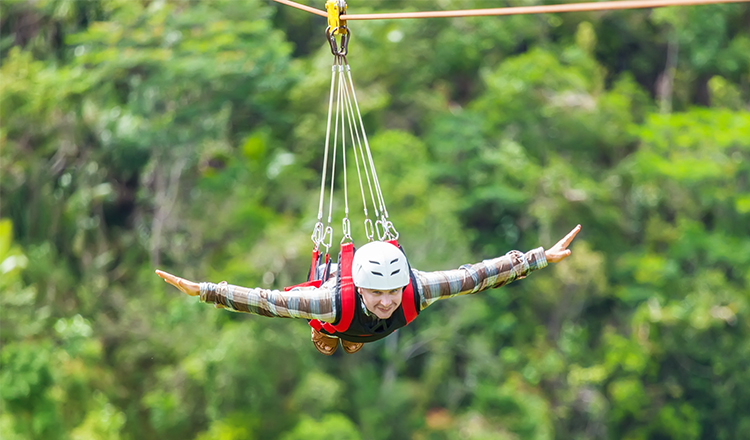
[
  {"left": 311, "top": 328, "right": 339, "bottom": 355},
  {"left": 340, "top": 339, "right": 364, "bottom": 354}
]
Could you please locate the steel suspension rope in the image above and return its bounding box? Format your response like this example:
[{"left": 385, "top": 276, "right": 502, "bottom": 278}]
[
  {"left": 337, "top": 57, "right": 354, "bottom": 243},
  {"left": 340, "top": 60, "right": 394, "bottom": 240},
  {"left": 339, "top": 63, "right": 378, "bottom": 241},
  {"left": 332, "top": 53, "right": 396, "bottom": 241},
  {"left": 324, "top": 55, "right": 345, "bottom": 250},
  {"left": 313, "top": 12, "right": 399, "bottom": 246},
  {"left": 312, "top": 56, "right": 339, "bottom": 253}
]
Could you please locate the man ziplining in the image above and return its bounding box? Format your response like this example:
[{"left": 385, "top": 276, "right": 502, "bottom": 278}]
[
  {"left": 156, "top": 0, "right": 586, "bottom": 356},
  {"left": 155, "top": 224, "right": 581, "bottom": 355},
  {"left": 153, "top": 22, "right": 582, "bottom": 355}
]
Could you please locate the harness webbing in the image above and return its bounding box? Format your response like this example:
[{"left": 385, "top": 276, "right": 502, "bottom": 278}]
[
  {"left": 326, "top": 242, "right": 355, "bottom": 333},
  {"left": 387, "top": 239, "right": 418, "bottom": 323}
]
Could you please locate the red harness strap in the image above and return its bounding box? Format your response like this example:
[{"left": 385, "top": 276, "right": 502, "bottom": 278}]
[
  {"left": 308, "top": 247, "right": 319, "bottom": 282},
  {"left": 285, "top": 247, "right": 324, "bottom": 292},
  {"left": 305, "top": 242, "right": 356, "bottom": 333},
  {"left": 400, "top": 277, "right": 418, "bottom": 325},
  {"left": 284, "top": 280, "right": 322, "bottom": 291},
  {"left": 387, "top": 239, "right": 418, "bottom": 325},
  {"left": 287, "top": 248, "right": 327, "bottom": 330},
  {"left": 321, "top": 242, "right": 355, "bottom": 333}
]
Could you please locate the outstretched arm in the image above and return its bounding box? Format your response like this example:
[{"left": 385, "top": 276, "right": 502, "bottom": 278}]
[
  {"left": 155, "top": 270, "right": 338, "bottom": 322},
  {"left": 415, "top": 225, "right": 581, "bottom": 310}
]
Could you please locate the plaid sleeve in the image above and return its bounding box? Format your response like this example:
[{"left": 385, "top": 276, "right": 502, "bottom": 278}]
[
  {"left": 413, "top": 247, "right": 548, "bottom": 311},
  {"left": 199, "top": 278, "right": 338, "bottom": 323}
]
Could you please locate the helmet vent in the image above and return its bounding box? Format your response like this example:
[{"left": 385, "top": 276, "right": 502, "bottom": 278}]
[
  {"left": 390, "top": 258, "right": 399, "bottom": 264},
  {"left": 391, "top": 269, "right": 400, "bottom": 275},
  {"left": 369, "top": 260, "right": 380, "bottom": 265},
  {"left": 371, "top": 271, "right": 383, "bottom": 277}
]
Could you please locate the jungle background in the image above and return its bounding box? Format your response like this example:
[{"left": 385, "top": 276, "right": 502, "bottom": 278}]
[{"left": 2, "top": 0, "right": 750, "bottom": 439}]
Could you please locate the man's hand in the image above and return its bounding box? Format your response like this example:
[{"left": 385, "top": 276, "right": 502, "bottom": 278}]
[
  {"left": 155, "top": 269, "right": 200, "bottom": 296},
  {"left": 545, "top": 224, "right": 581, "bottom": 263}
]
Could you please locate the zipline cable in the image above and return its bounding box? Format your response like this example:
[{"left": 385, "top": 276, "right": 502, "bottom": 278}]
[
  {"left": 275, "top": 0, "right": 328, "bottom": 17},
  {"left": 274, "top": 0, "right": 749, "bottom": 20}
]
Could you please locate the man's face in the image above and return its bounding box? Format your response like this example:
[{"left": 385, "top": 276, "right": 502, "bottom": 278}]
[{"left": 359, "top": 287, "right": 404, "bottom": 320}]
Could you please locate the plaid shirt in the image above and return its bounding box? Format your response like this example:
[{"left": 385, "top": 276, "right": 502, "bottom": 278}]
[{"left": 199, "top": 247, "right": 547, "bottom": 323}]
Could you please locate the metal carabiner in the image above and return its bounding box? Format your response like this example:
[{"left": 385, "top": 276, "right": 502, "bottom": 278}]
[
  {"left": 322, "top": 225, "right": 334, "bottom": 252},
  {"left": 311, "top": 221, "right": 324, "bottom": 246},
  {"left": 326, "top": 25, "right": 350, "bottom": 57},
  {"left": 364, "top": 218, "right": 375, "bottom": 241},
  {"left": 385, "top": 221, "right": 400, "bottom": 240},
  {"left": 375, "top": 219, "right": 387, "bottom": 241},
  {"left": 341, "top": 217, "right": 352, "bottom": 243}
]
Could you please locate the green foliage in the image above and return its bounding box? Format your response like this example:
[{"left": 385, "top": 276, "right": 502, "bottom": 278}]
[
  {"left": 2, "top": 1, "right": 750, "bottom": 439},
  {"left": 281, "top": 414, "right": 361, "bottom": 440}
]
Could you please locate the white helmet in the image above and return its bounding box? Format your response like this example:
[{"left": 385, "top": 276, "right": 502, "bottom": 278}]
[{"left": 352, "top": 241, "right": 409, "bottom": 290}]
